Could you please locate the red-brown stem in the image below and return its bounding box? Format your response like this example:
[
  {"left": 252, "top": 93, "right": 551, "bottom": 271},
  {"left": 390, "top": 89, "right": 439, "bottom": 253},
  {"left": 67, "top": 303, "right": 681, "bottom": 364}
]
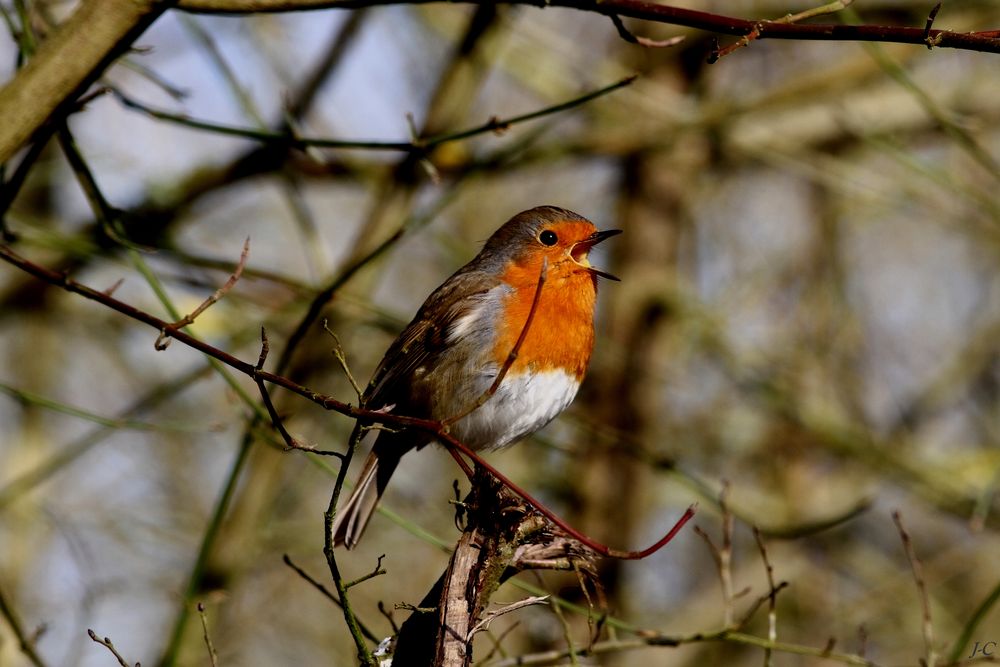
[{"left": 0, "top": 244, "right": 694, "bottom": 560}]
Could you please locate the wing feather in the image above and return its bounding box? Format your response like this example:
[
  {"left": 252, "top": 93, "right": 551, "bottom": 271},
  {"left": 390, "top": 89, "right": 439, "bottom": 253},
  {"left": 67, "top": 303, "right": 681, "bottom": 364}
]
[{"left": 364, "top": 269, "right": 500, "bottom": 411}]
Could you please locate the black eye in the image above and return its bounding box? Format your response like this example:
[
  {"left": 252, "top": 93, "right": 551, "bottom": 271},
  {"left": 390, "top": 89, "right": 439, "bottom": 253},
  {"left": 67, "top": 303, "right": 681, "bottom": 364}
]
[{"left": 539, "top": 230, "right": 558, "bottom": 246}]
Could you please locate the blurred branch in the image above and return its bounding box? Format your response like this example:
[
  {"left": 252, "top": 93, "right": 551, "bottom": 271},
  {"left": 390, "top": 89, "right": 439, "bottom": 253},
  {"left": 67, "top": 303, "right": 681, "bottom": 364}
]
[
  {"left": 0, "top": 11, "right": 368, "bottom": 318},
  {"left": 947, "top": 578, "right": 1000, "bottom": 663},
  {"left": 0, "top": 0, "right": 173, "bottom": 165},
  {"left": 176, "top": 0, "right": 1000, "bottom": 55},
  {"left": 892, "top": 511, "right": 937, "bottom": 667},
  {"left": 665, "top": 466, "right": 872, "bottom": 539},
  {"left": 159, "top": 435, "right": 254, "bottom": 667},
  {"left": 109, "top": 75, "right": 636, "bottom": 152},
  {"left": 0, "top": 583, "right": 48, "bottom": 667},
  {"left": 0, "top": 382, "right": 210, "bottom": 434},
  {"left": 852, "top": 17, "right": 1000, "bottom": 181},
  {"left": 753, "top": 527, "right": 779, "bottom": 667},
  {"left": 0, "top": 364, "right": 213, "bottom": 510},
  {"left": 281, "top": 554, "right": 381, "bottom": 642},
  {"left": 694, "top": 483, "right": 735, "bottom": 627},
  {"left": 481, "top": 628, "right": 881, "bottom": 666}
]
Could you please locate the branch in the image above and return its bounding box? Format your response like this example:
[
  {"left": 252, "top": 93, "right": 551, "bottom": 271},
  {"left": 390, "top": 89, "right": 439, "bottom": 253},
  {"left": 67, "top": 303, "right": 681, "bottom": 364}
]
[
  {"left": 86, "top": 629, "right": 135, "bottom": 667},
  {"left": 155, "top": 237, "right": 250, "bottom": 349},
  {"left": 609, "top": 14, "right": 684, "bottom": 48},
  {"left": 175, "top": 0, "right": 1000, "bottom": 56},
  {"left": 694, "top": 482, "right": 735, "bottom": 626},
  {"left": 466, "top": 596, "right": 549, "bottom": 642},
  {"left": 892, "top": 510, "right": 937, "bottom": 667},
  {"left": 753, "top": 527, "right": 779, "bottom": 667},
  {"left": 323, "top": 423, "right": 376, "bottom": 666},
  {"left": 109, "top": 76, "right": 636, "bottom": 152},
  {"left": 0, "top": 584, "right": 47, "bottom": 667},
  {"left": 0, "top": 243, "right": 694, "bottom": 561},
  {"left": 481, "top": 628, "right": 882, "bottom": 667},
  {"left": 195, "top": 603, "right": 219, "bottom": 667},
  {"left": 281, "top": 554, "right": 382, "bottom": 642},
  {"left": 947, "top": 577, "right": 1000, "bottom": 663},
  {"left": 394, "top": 474, "right": 596, "bottom": 666},
  {"left": 0, "top": 0, "right": 175, "bottom": 165}
]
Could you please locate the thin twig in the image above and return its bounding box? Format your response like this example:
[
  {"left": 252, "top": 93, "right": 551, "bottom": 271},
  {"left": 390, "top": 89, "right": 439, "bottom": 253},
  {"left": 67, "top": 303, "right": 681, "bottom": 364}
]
[
  {"left": 196, "top": 603, "right": 218, "bottom": 667},
  {"left": 478, "top": 622, "right": 519, "bottom": 663},
  {"left": 775, "top": 0, "right": 854, "bottom": 25},
  {"left": 547, "top": 587, "right": 580, "bottom": 667},
  {"left": 892, "top": 510, "right": 936, "bottom": 667},
  {"left": 735, "top": 581, "right": 789, "bottom": 631},
  {"left": 710, "top": 0, "right": 854, "bottom": 62},
  {"left": 753, "top": 526, "right": 777, "bottom": 667},
  {"left": 695, "top": 482, "right": 735, "bottom": 625},
  {"left": 155, "top": 237, "right": 250, "bottom": 350},
  {"left": 254, "top": 328, "right": 310, "bottom": 452},
  {"left": 322, "top": 319, "right": 363, "bottom": 399},
  {"left": 720, "top": 484, "right": 734, "bottom": 627},
  {"left": 110, "top": 76, "right": 636, "bottom": 153},
  {"left": 467, "top": 596, "right": 549, "bottom": 642},
  {"left": 0, "top": 584, "right": 47, "bottom": 667},
  {"left": 609, "top": 14, "right": 684, "bottom": 47},
  {"left": 378, "top": 601, "right": 399, "bottom": 634},
  {"left": 345, "top": 554, "right": 387, "bottom": 589},
  {"left": 924, "top": 3, "right": 942, "bottom": 49},
  {"left": 324, "top": 424, "right": 376, "bottom": 666},
  {"left": 87, "top": 629, "right": 134, "bottom": 667},
  {"left": 281, "top": 554, "right": 381, "bottom": 642},
  {"left": 481, "top": 627, "right": 880, "bottom": 667},
  {"left": 254, "top": 328, "right": 341, "bottom": 455}
]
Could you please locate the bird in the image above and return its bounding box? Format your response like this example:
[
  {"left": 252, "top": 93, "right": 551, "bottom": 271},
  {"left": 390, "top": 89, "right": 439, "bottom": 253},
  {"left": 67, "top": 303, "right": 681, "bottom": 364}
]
[{"left": 332, "top": 205, "right": 620, "bottom": 549}]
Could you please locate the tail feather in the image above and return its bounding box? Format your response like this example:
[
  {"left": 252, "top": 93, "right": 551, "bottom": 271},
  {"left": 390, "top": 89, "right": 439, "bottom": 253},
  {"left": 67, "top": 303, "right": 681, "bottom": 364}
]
[{"left": 331, "top": 445, "right": 401, "bottom": 549}]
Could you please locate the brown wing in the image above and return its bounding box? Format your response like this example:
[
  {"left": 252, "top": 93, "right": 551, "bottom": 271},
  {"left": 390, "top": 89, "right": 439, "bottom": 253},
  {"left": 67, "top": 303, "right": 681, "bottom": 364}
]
[{"left": 363, "top": 268, "right": 499, "bottom": 411}]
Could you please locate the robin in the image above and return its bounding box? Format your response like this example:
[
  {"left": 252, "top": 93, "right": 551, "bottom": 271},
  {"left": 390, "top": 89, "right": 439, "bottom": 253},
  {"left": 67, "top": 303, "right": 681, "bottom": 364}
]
[{"left": 332, "top": 205, "right": 620, "bottom": 549}]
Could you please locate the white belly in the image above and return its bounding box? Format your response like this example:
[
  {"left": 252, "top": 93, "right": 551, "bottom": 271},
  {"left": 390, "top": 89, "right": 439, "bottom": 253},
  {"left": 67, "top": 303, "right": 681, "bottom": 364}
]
[{"left": 448, "top": 369, "right": 581, "bottom": 451}]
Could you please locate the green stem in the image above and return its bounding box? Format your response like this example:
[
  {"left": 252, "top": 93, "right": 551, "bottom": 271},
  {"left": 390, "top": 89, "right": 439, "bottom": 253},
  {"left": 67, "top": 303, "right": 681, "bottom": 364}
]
[
  {"left": 947, "top": 578, "right": 1000, "bottom": 663},
  {"left": 158, "top": 435, "right": 254, "bottom": 667}
]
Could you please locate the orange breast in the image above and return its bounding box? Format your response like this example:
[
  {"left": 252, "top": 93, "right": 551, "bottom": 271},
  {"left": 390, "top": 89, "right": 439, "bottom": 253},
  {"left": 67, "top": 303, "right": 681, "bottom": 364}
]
[{"left": 493, "top": 258, "right": 597, "bottom": 380}]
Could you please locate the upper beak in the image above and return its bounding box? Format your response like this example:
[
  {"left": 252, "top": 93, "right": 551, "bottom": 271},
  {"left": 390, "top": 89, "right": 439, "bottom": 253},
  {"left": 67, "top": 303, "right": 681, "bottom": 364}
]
[{"left": 571, "top": 229, "right": 622, "bottom": 281}]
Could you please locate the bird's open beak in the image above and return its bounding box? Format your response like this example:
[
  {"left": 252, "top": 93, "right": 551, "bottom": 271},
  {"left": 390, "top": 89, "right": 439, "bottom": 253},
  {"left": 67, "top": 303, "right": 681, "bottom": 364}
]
[{"left": 571, "top": 229, "right": 622, "bottom": 281}]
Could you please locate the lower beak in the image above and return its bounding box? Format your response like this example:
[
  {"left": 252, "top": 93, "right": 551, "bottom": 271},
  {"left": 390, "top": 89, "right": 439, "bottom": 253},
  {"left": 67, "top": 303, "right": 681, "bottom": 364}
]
[{"left": 572, "top": 229, "right": 622, "bottom": 281}]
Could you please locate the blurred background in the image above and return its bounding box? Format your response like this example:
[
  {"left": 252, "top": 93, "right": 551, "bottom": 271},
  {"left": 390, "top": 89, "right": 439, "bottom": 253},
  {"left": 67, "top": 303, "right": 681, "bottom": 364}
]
[{"left": 1, "top": 1, "right": 999, "bottom": 665}]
